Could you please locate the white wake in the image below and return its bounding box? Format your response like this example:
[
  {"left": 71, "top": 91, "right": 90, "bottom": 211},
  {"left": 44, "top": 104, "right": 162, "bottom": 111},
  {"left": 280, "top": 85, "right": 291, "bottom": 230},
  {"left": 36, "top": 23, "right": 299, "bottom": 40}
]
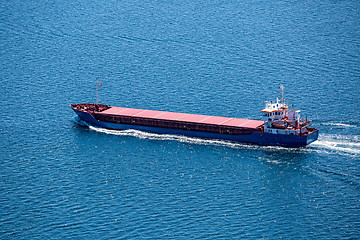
[
  {"left": 87, "top": 126, "right": 296, "bottom": 152},
  {"left": 309, "top": 134, "right": 360, "bottom": 156},
  {"left": 76, "top": 118, "right": 360, "bottom": 157},
  {"left": 321, "top": 122, "right": 359, "bottom": 128}
]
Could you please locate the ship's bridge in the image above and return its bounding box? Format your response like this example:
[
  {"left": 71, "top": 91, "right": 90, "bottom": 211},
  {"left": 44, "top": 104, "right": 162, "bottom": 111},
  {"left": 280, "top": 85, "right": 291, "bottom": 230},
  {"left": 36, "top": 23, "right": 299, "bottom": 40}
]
[{"left": 261, "top": 98, "right": 288, "bottom": 121}]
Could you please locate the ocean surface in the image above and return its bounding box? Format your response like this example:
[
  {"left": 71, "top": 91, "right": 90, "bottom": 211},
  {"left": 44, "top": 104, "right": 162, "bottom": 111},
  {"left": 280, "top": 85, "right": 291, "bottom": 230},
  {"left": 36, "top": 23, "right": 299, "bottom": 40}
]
[{"left": 1, "top": 0, "right": 359, "bottom": 239}]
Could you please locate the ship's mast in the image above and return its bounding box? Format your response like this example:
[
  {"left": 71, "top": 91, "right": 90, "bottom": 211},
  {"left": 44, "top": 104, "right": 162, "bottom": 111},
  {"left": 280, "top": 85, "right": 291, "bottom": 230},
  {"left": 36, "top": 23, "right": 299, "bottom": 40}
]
[{"left": 96, "top": 78, "right": 99, "bottom": 105}]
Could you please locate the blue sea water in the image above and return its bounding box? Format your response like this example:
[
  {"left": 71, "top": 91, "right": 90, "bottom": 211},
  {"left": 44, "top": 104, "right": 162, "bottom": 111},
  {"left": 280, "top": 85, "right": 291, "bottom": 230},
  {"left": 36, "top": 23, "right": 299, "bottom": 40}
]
[{"left": 1, "top": 0, "right": 360, "bottom": 238}]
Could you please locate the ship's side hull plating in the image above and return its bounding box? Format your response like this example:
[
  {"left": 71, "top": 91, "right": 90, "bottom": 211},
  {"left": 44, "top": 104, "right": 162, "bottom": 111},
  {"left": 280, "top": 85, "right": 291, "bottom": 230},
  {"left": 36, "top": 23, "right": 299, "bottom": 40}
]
[{"left": 73, "top": 109, "right": 318, "bottom": 147}]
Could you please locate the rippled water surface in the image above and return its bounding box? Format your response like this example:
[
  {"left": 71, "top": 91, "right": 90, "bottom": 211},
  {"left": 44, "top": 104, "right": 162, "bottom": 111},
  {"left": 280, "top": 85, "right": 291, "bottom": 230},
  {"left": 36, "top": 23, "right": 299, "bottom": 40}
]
[{"left": 1, "top": 0, "right": 359, "bottom": 239}]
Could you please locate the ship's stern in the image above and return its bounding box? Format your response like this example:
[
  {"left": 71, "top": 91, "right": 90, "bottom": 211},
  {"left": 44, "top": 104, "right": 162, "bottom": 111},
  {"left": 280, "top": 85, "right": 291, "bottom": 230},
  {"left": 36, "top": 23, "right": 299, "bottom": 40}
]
[{"left": 306, "top": 129, "right": 319, "bottom": 145}]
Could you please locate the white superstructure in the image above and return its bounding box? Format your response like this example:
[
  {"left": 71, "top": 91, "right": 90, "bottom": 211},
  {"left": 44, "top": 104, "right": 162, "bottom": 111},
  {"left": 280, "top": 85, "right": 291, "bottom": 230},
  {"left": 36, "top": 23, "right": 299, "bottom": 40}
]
[{"left": 261, "top": 85, "right": 309, "bottom": 135}]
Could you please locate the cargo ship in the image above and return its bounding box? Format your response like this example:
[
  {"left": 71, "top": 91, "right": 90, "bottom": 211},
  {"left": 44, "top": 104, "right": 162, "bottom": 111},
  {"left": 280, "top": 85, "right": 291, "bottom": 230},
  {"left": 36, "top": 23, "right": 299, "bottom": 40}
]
[{"left": 71, "top": 87, "right": 318, "bottom": 147}]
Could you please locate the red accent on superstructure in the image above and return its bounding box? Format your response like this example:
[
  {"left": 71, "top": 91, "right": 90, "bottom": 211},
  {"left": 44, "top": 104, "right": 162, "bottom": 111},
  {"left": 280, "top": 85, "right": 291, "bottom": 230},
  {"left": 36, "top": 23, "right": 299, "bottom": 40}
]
[{"left": 100, "top": 106, "right": 263, "bottom": 129}]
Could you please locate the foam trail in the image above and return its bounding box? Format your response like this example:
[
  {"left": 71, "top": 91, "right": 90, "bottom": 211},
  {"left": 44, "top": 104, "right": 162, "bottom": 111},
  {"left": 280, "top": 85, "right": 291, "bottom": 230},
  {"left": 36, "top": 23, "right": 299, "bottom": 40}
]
[
  {"left": 88, "top": 126, "right": 294, "bottom": 151},
  {"left": 321, "top": 122, "right": 359, "bottom": 128},
  {"left": 90, "top": 126, "right": 246, "bottom": 148},
  {"left": 83, "top": 122, "right": 360, "bottom": 156},
  {"left": 310, "top": 134, "right": 360, "bottom": 155}
]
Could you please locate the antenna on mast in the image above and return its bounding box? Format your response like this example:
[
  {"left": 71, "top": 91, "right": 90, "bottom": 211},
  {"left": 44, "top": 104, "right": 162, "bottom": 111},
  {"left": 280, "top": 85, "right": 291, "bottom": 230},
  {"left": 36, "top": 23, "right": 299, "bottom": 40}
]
[{"left": 279, "top": 84, "right": 285, "bottom": 104}]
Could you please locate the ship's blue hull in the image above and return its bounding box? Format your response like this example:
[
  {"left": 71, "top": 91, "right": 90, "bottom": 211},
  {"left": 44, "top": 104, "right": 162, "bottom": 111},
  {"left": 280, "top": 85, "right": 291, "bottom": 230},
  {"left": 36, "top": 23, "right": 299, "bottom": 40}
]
[{"left": 73, "top": 109, "right": 319, "bottom": 147}]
